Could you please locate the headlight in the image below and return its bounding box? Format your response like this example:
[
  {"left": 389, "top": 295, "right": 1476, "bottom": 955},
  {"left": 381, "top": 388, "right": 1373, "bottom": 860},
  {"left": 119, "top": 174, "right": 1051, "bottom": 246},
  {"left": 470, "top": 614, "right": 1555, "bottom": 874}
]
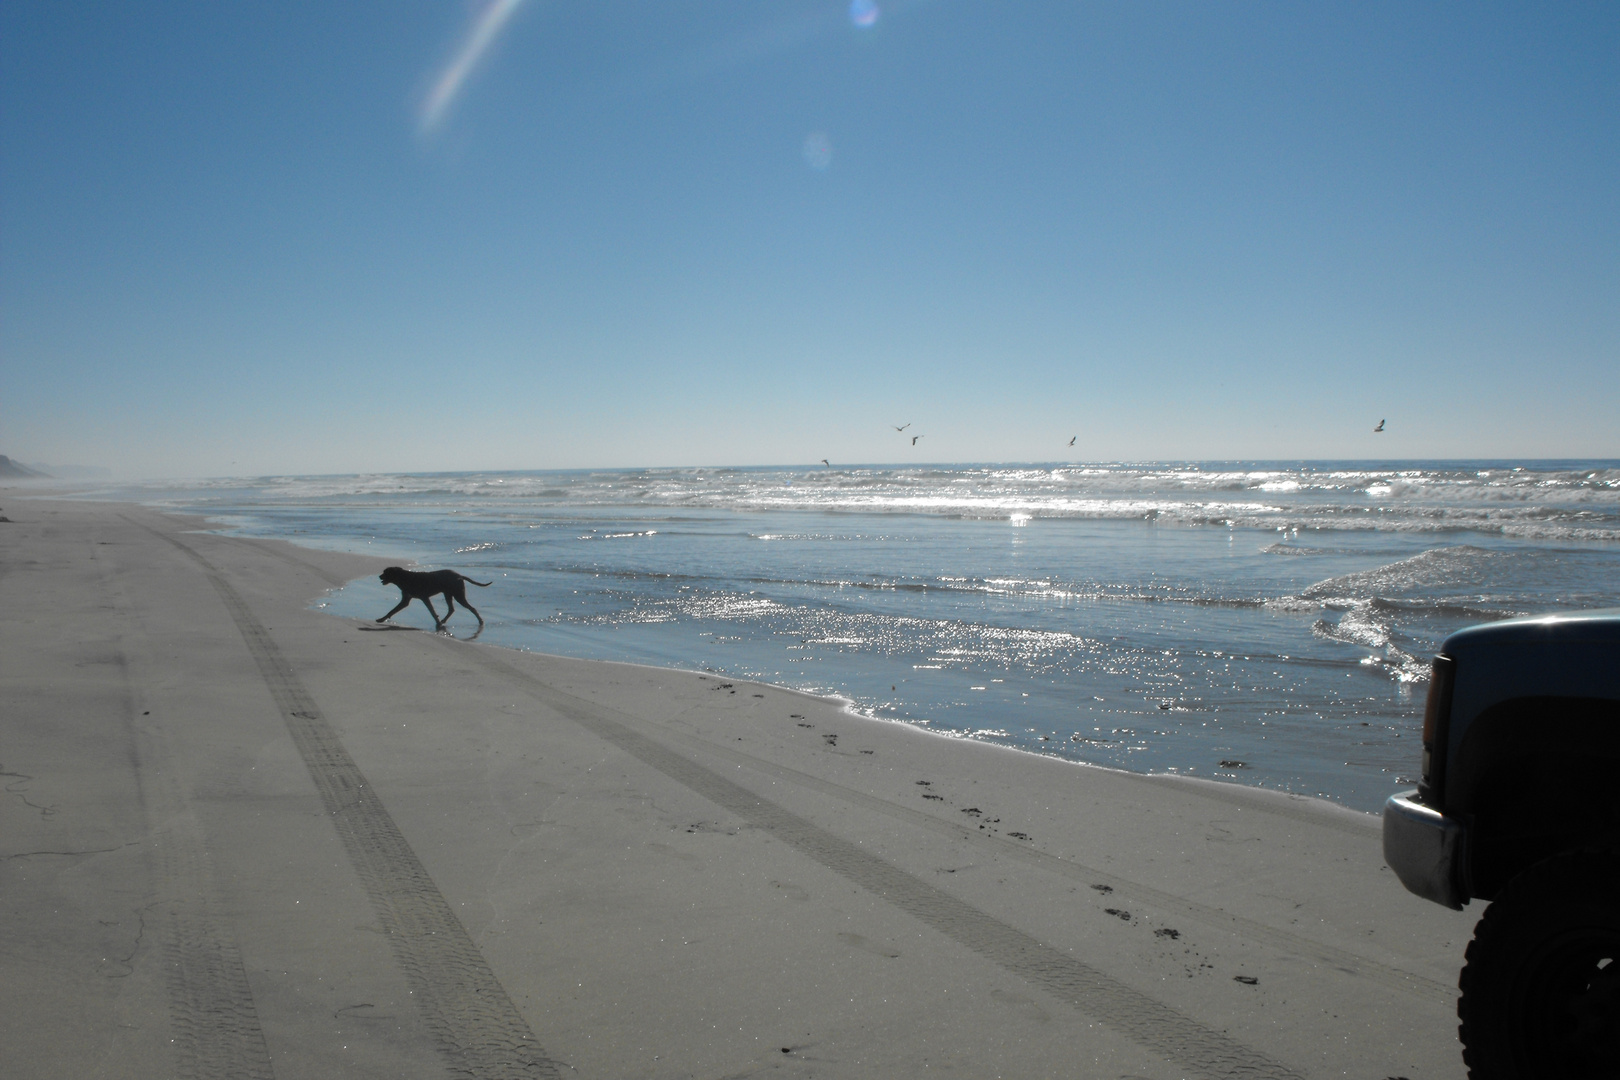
[{"left": 1419, "top": 655, "right": 1455, "bottom": 802}]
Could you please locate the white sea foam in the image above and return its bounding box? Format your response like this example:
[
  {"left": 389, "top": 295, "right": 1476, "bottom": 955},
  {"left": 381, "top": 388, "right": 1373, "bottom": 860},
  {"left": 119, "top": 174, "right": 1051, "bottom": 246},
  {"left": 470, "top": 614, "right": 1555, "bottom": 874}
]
[
  {"left": 98, "top": 459, "right": 1620, "bottom": 813},
  {"left": 1300, "top": 545, "right": 1502, "bottom": 599},
  {"left": 115, "top": 461, "right": 1620, "bottom": 541}
]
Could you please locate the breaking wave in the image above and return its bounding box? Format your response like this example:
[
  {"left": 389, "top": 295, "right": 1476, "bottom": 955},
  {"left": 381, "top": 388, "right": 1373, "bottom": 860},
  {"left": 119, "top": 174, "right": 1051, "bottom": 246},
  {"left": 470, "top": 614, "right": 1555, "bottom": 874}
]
[{"left": 111, "top": 461, "right": 1620, "bottom": 542}]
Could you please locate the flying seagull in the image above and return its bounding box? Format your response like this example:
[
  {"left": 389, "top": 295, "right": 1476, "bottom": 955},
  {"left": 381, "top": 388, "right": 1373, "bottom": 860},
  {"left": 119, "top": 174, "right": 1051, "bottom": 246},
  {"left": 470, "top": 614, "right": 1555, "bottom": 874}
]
[
  {"left": 892, "top": 423, "right": 911, "bottom": 432},
  {"left": 1374, "top": 419, "right": 1385, "bottom": 432},
  {"left": 911, "top": 435, "right": 922, "bottom": 445},
  {"left": 1068, "top": 436, "right": 1076, "bottom": 447},
  {"left": 821, "top": 459, "right": 830, "bottom": 466}
]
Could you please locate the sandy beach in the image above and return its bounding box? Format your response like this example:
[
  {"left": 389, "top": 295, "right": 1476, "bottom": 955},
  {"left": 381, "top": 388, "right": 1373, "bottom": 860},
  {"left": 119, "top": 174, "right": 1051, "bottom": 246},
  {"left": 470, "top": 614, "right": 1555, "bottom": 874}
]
[{"left": 1, "top": 495, "right": 1476, "bottom": 1079}]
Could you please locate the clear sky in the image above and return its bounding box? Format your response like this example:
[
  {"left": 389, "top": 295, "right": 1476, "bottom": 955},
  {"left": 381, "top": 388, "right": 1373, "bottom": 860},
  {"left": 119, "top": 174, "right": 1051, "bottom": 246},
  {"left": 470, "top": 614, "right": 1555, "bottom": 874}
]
[{"left": 2, "top": 1, "right": 1615, "bottom": 477}]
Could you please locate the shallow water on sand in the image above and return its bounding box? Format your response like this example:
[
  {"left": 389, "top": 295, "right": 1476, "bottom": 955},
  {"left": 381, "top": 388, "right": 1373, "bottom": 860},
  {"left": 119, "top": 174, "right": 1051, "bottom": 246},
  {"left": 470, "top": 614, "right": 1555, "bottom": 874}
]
[{"left": 106, "top": 461, "right": 1620, "bottom": 811}]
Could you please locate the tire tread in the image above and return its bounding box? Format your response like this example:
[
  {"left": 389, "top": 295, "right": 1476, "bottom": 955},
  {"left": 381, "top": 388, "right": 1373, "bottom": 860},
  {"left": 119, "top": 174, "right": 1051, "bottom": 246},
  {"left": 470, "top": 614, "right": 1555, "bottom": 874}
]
[{"left": 1457, "top": 850, "right": 1620, "bottom": 1080}]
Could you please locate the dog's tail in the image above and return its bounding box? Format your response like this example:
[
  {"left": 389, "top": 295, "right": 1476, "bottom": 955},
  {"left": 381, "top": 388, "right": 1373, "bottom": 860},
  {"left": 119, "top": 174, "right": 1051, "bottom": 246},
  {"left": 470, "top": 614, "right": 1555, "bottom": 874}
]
[{"left": 459, "top": 573, "right": 494, "bottom": 587}]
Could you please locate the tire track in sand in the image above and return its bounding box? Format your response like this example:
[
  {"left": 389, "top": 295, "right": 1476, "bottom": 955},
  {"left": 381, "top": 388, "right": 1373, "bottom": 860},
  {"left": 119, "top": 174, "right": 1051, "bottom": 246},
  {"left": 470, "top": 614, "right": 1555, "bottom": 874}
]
[
  {"left": 657, "top": 722, "right": 1454, "bottom": 1003},
  {"left": 154, "top": 820, "right": 278, "bottom": 1080},
  {"left": 468, "top": 650, "right": 1308, "bottom": 1080},
  {"left": 136, "top": 521, "right": 558, "bottom": 1080},
  {"left": 92, "top": 534, "right": 276, "bottom": 1080}
]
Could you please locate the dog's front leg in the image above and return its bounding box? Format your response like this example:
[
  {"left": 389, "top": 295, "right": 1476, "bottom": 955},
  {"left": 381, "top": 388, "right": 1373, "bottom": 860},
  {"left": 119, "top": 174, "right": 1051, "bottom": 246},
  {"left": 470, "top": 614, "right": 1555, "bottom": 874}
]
[
  {"left": 418, "top": 595, "right": 444, "bottom": 630},
  {"left": 378, "top": 596, "right": 411, "bottom": 623}
]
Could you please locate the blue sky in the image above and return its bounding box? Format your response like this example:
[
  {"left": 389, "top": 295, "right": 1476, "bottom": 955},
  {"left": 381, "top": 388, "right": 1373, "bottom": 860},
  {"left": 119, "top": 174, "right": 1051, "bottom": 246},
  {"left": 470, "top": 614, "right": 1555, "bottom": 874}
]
[{"left": 2, "top": 1, "right": 1615, "bottom": 476}]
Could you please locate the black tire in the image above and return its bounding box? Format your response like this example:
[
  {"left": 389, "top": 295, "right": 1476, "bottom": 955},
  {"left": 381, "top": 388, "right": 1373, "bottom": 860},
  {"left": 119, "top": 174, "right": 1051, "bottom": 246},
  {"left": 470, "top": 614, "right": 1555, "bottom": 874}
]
[{"left": 1457, "top": 851, "right": 1620, "bottom": 1079}]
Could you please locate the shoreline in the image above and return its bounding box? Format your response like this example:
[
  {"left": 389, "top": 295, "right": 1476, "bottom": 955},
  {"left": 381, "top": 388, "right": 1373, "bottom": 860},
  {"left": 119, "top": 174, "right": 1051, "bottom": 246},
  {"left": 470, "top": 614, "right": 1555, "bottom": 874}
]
[
  {"left": 81, "top": 486, "right": 1418, "bottom": 812},
  {"left": 28, "top": 462, "right": 1620, "bottom": 816},
  {"left": 2, "top": 493, "right": 1470, "bottom": 1077},
  {"left": 186, "top": 496, "right": 1395, "bottom": 818}
]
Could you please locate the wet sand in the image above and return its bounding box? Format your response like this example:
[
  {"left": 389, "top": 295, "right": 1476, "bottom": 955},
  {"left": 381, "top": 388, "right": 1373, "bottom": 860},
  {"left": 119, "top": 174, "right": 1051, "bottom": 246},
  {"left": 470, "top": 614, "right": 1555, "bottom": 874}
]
[{"left": 1, "top": 494, "right": 1474, "bottom": 1079}]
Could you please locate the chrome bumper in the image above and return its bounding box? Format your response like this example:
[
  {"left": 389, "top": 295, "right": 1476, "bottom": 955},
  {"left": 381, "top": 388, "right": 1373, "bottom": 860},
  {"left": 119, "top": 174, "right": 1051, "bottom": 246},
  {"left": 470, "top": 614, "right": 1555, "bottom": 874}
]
[{"left": 1382, "top": 790, "right": 1467, "bottom": 910}]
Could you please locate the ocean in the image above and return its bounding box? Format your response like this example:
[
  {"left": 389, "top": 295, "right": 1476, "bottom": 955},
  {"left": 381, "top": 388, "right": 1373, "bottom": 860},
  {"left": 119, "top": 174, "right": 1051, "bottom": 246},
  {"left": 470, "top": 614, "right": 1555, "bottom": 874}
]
[{"left": 103, "top": 461, "right": 1620, "bottom": 812}]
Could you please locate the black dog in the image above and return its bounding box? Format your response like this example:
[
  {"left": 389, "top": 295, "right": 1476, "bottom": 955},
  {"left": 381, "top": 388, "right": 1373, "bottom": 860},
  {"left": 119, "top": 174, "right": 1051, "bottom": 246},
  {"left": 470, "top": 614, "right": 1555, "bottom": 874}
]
[{"left": 377, "top": 566, "right": 491, "bottom": 630}]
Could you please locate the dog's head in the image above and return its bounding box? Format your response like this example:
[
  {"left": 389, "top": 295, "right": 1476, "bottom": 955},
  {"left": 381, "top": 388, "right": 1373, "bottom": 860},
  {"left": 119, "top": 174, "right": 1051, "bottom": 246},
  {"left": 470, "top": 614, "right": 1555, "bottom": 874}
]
[{"left": 380, "top": 566, "right": 407, "bottom": 586}]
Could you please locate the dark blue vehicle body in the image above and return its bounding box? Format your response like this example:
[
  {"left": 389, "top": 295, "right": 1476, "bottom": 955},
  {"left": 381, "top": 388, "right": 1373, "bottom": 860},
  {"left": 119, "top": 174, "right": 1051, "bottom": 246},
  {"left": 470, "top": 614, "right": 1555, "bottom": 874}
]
[{"left": 1384, "top": 609, "right": 1620, "bottom": 907}]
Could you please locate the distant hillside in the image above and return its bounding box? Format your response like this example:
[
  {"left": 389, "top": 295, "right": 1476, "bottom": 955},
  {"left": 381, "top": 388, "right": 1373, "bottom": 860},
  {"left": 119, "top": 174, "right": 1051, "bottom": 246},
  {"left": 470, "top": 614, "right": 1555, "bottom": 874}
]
[{"left": 0, "top": 456, "right": 50, "bottom": 479}]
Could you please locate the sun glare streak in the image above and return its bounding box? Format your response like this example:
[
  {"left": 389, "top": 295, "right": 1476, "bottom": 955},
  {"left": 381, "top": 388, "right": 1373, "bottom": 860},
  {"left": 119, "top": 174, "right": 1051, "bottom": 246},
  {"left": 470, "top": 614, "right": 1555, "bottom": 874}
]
[{"left": 419, "top": 0, "right": 526, "bottom": 135}]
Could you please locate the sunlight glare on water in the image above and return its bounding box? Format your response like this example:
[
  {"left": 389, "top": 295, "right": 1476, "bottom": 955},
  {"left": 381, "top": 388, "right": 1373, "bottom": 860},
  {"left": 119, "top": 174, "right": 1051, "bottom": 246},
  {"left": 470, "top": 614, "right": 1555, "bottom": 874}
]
[{"left": 111, "top": 460, "right": 1620, "bottom": 811}]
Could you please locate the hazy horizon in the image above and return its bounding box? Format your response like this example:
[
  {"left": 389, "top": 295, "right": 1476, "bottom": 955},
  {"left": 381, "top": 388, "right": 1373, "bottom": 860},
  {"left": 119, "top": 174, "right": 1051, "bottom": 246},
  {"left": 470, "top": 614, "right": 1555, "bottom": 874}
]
[
  {"left": 9, "top": 457, "right": 1620, "bottom": 488},
  {"left": 4, "top": 2, "right": 1616, "bottom": 476}
]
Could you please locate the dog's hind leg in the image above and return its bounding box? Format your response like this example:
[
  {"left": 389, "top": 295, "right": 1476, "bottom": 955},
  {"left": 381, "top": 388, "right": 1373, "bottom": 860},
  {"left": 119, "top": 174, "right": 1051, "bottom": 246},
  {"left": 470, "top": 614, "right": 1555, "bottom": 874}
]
[{"left": 447, "top": 583, "right": 483, "bottom": 626}]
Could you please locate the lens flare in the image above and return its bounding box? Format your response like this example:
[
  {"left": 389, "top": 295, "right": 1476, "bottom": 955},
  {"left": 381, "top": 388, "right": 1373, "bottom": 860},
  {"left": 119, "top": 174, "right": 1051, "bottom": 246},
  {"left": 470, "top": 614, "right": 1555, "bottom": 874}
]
[
  {"left": 419, "top": 0, "right": 526, "bottom": 135},
  {"left": 849, "top": 0, "right": 880, "bottom": 28},
  {"left": 802, "top": 131, "right": 833, "bottom": 170}
]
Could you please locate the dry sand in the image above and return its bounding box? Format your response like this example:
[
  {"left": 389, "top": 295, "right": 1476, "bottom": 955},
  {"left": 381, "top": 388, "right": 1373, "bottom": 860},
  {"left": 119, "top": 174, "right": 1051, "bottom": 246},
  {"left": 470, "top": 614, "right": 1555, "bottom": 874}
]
[{"left": 1, "top": 495, "right": 1476, "bottom": 1079}]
